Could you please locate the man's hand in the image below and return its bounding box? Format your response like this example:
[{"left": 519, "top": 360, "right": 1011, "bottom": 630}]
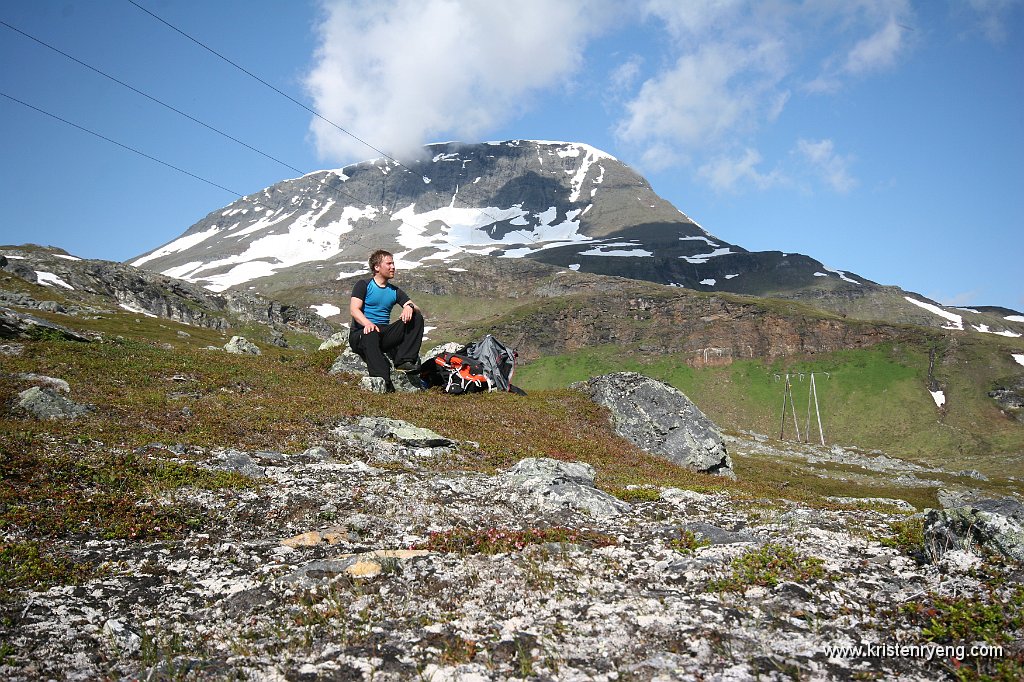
[
  {"left": 400, "top": 302, "right": 414, "bottom": 323},
  {"left": 363, "top": 322, "right": 379, "bottom": 334}
]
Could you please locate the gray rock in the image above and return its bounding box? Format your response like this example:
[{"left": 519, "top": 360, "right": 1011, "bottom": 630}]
[
  {"left": 214, "top": 449, "right": 265, "bottom": 479},
  {"left": 1, "top": 306, "right": 91, "bottom": 342},
  {"left": 15, "top": 386, "right": 91, "bottom": 420},
  {"left": 924, "top": 498, "right": 1024, "bottom": 562},
  {"left": 573, "top": 372, "right": 733, "bottom": 476},
  {"left": 422, "top": 341, "right": 464, "bottom": 362},
  {"left": 506, "top": 457, "right": 596, "bottom": 487},
  {"left": 269, "top": 330, "right": 288, "bottom": 348},
  {"left": 36, "top": 300, "right": 67, "bottom": 314},
  {"left": 680, "top": 521, "right": 757, "bottom": 546},
  {"left": 356, "top": 417, "right": 453, "bottom": 448},
  {"left": 318, "top": 331, "right": 348, "bottom": 351},
  {"left": 334, "top": 345, "right": 422, "bottom": 392},
  {"left": 329, "top": 346, "right": 367, "bottom": 375},
  {"left": 15, "top": 373, "right": 71, "bottom": 393},
  {"left": 360, "top": 375, "right": 389, "bottom": 393},
  {"left": 223, "top": 336, "right": 261, "bottom": 355},
  {"left": 504, "top": 457, "right": 631, "bottom": 519},
  {"left": 278, "top": 559, "right": 361, "bottom": 588}
]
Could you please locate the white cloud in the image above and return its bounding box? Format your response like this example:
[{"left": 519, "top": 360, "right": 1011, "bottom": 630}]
[
  {"left": 614, "top": 0, "right": 913, "bottom": 187},
  {"left": 615, "top": 40, "right": 787, "bottom": 169},
  {"left": 796, "top": 139, "right": 857, "bottom": 193},
  {"left": 305, "top": 0, "right": 613, "bottom": 163},
  {"left": 609, "top": 55, "right": 644, "bottom": 96},
  {"left": 964, "top": 0, "right": 1023, "bottom": 44},
  {"left": 698, "top": 148, "right": 783, "bottom": 192},
  {"left": 844, "top": 18, "right": 905, "bottom": 75}
]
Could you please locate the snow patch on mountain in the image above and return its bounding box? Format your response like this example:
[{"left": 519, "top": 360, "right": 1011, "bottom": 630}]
[
  {"left": 824, "top": 267, "right": 860, "bottom": 284},
  {"left": 1006, "top": 315, "right": 1024, "bottom": 323},
  {"left": 391, "top": 202, "right": 591, "bottom": 265},
  {"left": 972, "top": 324, "right": 1022, "bottom": 338},
  {"left": 1013, "top": 354, "right": 1024, "bottom": 367},
  {"left": 682, "top": 247, "right": 733, "bottom": 264},
  {"left": 35, "top": 271, "right": 74, "bottom": 289},
  {"left": 930, "top": 389, "right": 946, "bottom": 408},
  {"left": 310, "top": 303, "right": 341, "bottom": 318},
  {"left": 578, "top": 243, "right": 653, "bottom": 257},
  {"left": 904, "top": 297, "right": 963, "bottom": 330},
  {"left": 132, "top": 225, "right": 223, "bottom": 268}
]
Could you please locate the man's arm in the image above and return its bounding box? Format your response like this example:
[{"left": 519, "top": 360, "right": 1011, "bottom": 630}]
[
  {"left": 350, "top": 296, "right": 378, "bottom": 334},
  {"left": 396, "top": 288, "right": 418, "bottom": 323}
]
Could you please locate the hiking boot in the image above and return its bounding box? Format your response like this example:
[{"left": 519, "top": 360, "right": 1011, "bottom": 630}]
[{"left": 394, "top": 360, "right": 419, "bottom": 371}]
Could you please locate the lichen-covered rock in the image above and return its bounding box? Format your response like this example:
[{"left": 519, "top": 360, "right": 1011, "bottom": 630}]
[
  {"left": 574, "top": 372, "right": 733, "bottom": 476},
  {"left": 504, "top": 457, "right": 631, "bottom": 519},
  {"left": 318, "top": 331, "right": 348, "bottom": 351},
  {"left": 223, "top": 335, "right": 261, "bottom": 355},
  {"left": 15, "top": 386, "right": 91, "bottom": 420},
  {"left": 335, "top": 346, "right": 422, "bottom": 392},
  {"left": 924, "top": 498, "right": 1024, "bottom": 562}
]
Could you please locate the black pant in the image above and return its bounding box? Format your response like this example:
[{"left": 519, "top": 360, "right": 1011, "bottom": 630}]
[{"left": 349, "top": 310, "right": 424, "bottom": 379}]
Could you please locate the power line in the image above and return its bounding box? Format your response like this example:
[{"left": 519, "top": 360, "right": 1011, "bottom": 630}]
[
  {"left": 0, "top": 19, "right": 305, "bottom": 179},
  {"left": 0, "top": 17, "right": 403, "bottom": 256},
  {"left": 0, "top": 90, "right": 241, "bottom": 196},
  {"left": 123, "top": 0, "right": 393, "bottom": 166},
  {"left": 123, "top": 0, "right": 544, "bottom": 246},
  {"left": 0, "top": 18, "right": 373, "bottom": 212}
]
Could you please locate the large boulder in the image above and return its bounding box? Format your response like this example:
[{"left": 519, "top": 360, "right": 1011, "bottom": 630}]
[
  {"left": 924, "top": 498, "right": 1024, "bottom": 563},
  {"left": 573, "top": 372, "right": 733, "bottom": 477}
]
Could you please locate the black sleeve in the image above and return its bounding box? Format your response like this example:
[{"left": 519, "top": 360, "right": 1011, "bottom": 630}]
[
  {"left": 394, "top": 286, "right": 410, "bottom": 307},
  {"left": 351, "top": 279, "right": 368, "bottom": 300}
]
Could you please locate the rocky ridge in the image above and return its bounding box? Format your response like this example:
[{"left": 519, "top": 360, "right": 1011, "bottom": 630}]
[{"left": 0, "top": 247, "right": 335, "bottom": 341}]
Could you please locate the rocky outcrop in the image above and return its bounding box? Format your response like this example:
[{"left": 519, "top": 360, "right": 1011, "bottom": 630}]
[
  {"left": 924, "top": 498, "right": 1024, "bottom": 562},
  {"left": 5, "top": 421, "right": 1021, "bottom": 681},
  {"left": 989, "top": 376, "right": 1024, "bottom": 422},
  {"left": 474, "top": 287, "right": 906, "bottom": 365},
  {"left": 1, "top": 248, "right": 335, "bottom": 339},
  {"left": 574, "top": 372, "right": 733, "bottom": 477},
  {"left": 0, "top": 307, "right": 92, "bottom": 342}
]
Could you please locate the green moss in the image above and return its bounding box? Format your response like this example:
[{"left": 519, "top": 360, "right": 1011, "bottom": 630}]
[
  {"left": 412, "top": 527, "right": 617, "bottom": 554},
  {"left": 879, "top": 518, "right": 926, "bottom": 555},
  {"left": 668, "top": 529, "right": 711, "bottom": 555},
  {"left": 0, "top": 540, "right": 89, "bottom": 596},
  {"left": 709, "top": 543, "right": 826, "bottom": 592}
]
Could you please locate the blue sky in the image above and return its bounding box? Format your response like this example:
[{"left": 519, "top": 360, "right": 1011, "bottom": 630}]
[{"left": 1, "top": 0, "right": 1021, "bottom": 311}]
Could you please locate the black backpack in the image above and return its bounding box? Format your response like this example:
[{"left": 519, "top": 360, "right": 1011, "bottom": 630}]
[{"left": 419, "top": 335, "right": 525, "bottom": 395}]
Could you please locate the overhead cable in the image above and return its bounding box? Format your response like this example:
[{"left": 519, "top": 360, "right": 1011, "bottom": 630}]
[
  {"left": 124, "top": 0, "right": 541, "bottom": 245},
  {"left": 0, "top": 90, "right": 240, "bottom": 196}
]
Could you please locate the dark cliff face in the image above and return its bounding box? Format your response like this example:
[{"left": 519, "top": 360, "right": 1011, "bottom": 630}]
[{"left": 471, "top": 288, "right": 904, "bottom": 365}]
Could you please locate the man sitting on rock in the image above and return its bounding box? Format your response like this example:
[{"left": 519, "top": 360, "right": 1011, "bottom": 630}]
[{"left": 348, "top": 249, "right": 424, "bottom": 392}]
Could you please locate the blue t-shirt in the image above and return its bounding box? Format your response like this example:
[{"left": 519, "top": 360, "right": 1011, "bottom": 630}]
[{"left": 351, "top": 279, "right": 409, "bottom": 326}]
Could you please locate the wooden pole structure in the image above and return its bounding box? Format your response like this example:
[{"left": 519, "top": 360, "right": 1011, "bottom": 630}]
[
  {"left": 779, "top": 374, "right": 802, "bottom": 441},
  {"left": 789, "top": 376, "right": 802, "bottom": 442},
  {"left": 779, "top": 374, "right": 790, "bottom": 439},
  {"left": 811, "top": 372, "right": 826, "bottom": 445}
]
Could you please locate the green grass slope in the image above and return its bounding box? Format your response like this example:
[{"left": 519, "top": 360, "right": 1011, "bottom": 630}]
[{"left": 516, "top": 337, "right": 1024, "bottom": 478}]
